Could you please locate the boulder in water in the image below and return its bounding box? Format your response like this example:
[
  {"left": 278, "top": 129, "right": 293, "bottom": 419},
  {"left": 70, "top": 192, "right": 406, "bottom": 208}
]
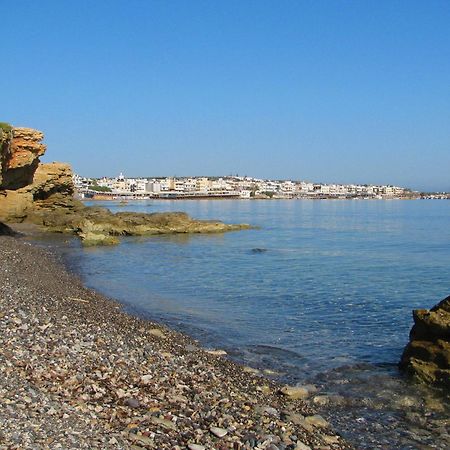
[{"left": 400, "top": 295, "right": 450, "bottom": 388}]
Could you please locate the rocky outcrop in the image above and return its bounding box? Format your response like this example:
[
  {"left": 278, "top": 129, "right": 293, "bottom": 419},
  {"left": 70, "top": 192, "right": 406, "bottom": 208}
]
[
  {"left": 0, "top": 162, "right": 76, "bottom": 222},
  {"left": 400, "top": 296, "right": 450, "bottom": 388},
  {"left": 0, "top": 127, "right": 46, "bottom": 190},
  {"left": 0, "top": 125, "right": 74, "bottom": 222},
  {"left": 34, "top": 207, "right": 252, "bottom": 246},
  {"left": 0, "top": 123, "right": 252, "bottom": 245}
]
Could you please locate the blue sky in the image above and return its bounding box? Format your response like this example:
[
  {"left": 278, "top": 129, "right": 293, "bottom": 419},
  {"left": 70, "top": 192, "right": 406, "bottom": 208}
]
[{"left": 2, "top": 0, "right": 450, "bottom": 191}]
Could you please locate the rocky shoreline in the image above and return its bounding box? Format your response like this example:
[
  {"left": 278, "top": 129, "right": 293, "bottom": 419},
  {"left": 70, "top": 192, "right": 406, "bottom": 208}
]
[
  {"left": 0, "top": 125, "right": 252, "bottom": 246},
  {"left": 0, "top": 234, "right": 351, "bottom": 450}
]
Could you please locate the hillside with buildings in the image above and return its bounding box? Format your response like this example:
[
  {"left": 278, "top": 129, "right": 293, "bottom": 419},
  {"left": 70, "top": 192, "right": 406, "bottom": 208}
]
[{"left": 74, "top": 173, "right": 420, "bottom": 200}]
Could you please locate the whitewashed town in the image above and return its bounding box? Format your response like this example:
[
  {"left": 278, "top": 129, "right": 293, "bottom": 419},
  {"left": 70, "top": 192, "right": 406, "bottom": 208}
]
[{"left": 73, "top": 173, "right": 424, "bottom": 200}]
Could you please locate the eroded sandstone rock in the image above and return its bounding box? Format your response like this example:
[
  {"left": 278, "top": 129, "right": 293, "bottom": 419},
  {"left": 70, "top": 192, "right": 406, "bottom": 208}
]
[
  {"left": 1, "top": 127, "right": 46, "bottom": 190},
  {"left": 0, "top": 125, "right": 75, "bottom": 222},
  {"left": 400, "top": 296, "right": 450, "bottom": 388},
  {"left": 0, "top": 162, "right": 76, "bottom": 222}
]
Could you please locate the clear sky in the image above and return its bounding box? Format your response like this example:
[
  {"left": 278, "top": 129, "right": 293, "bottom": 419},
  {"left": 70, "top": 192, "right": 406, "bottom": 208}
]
[{"left": 2, "top": 0, "right": 450, "bottom": 191}]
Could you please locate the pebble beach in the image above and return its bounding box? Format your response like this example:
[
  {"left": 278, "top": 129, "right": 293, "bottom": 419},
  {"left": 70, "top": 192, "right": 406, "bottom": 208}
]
[{"left": 0, "top": 234, "right": 351, "bottom": 450}]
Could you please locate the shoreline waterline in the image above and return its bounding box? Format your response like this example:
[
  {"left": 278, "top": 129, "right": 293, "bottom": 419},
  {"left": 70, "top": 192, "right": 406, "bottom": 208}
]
[
  {"left": 53, "top": 199, "right": 450, "bottom": 449},
  {"left": 0, "top": 232, "right": 352, "bottom": 449},
  {"left": 12, "top": 213, "right": 450, "bottom": 450}
]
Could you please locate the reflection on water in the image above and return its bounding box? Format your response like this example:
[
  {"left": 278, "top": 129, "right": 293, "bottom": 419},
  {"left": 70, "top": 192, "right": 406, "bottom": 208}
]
[{"left": 48, "top": 199, "right": 449, "bottom": 448}]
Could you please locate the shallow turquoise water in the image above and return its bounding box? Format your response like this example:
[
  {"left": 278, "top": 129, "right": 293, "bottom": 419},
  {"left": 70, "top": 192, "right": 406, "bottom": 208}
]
[
  {"left": 77, "top": 199, "right": 449, "bottom": 373},
  {"left": 64, "top": 199, "right": 449, "bottom": 448}
]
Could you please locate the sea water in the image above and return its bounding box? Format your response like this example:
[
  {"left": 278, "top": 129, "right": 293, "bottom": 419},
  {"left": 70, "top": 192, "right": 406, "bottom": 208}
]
[{"left": 59, "top": 199, "right": 450, "bottom": 449}]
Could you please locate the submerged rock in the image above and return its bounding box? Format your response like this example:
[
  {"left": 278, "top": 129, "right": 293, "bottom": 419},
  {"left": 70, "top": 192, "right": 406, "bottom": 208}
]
[
  {"left": 280, "top": 384, "right": 317, "bottom": 400},
  {"left": 78, "top": 231, "right": 120, "bottom": 246},
  {"left": 400, "top": 295, "right": 450, "bottom": 388},
  {"left": 304, "top": 414, "right": 329, "bottom": 428}
]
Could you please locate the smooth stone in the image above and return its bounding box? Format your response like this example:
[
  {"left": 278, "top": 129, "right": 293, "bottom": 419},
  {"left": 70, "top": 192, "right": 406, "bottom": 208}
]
[
  {"left": 206, "top": 349, "right": 227, "bottom": 356},
  {"left": 169, "top": 394, "right": 188, "bottom": 404},
  {"left": 133, "top": 435, "right": 153, "bottom": 445},
  {"left": 263, "top": 368, "right": 282, "bottom": 376},
  {"left": 313, "top": 395, "right": 330, "bottom": 406},
  {"left": 256, "top": 405, "right": 279, "bottom": 417},
  {"left": 124, "top": 398, "right": 140, "bottom": 408},
  {"left": 150, "top": 416, "right": 177, "bottom": 431},
  {"left": 148, "top": 328, "right": 166, "bottom": 338},
  {"left": 286, "top": 412, "right": 305, "bottom": 425},
  {"left": 327, "top": 394, "right": 346, "bottom": 406},
  {"left": 280, "top": 386, "right": 310, "bottom": 400},
  {"left": 140, "top": 374, "right": 152, "bottom": 384},
  {"left": 188, "top": 445, "right": 206, "bottom": 450},
  {"left": 322, "top": 435, "right": 340, "bottom": 444},
  {"left": 185, "top": 344, "right": 199, "bottom": 352},
  {"left": 210, "top": 426, "right": 228, "bottom": 438},
  {"left": 243, "top": 366, "right": 260, "bottom": 374},
  {"left": 304, "top": 415, "right": 329, "bottom": 428}
]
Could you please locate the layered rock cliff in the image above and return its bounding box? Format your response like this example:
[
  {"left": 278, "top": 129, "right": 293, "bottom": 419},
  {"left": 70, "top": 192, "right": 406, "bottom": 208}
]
[
  {"left": 0, "top": 127, "right": 46, "bottom": 190},
  {"left": 0, "top": 125, "right": 75, "bottom": 222},
  {"left": 400, "top": 296, "right": 450, "bottom": 388}
]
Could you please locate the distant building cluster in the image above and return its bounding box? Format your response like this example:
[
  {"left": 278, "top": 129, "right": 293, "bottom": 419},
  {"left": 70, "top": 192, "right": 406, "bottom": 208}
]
[{"left": 73, "top": 173, "right": 422, "bottom": 200}]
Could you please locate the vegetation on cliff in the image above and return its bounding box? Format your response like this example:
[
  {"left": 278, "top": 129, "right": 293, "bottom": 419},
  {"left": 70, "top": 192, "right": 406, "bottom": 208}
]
[{"left": 0, "top": 122, "right": 12, "bottom": 133}]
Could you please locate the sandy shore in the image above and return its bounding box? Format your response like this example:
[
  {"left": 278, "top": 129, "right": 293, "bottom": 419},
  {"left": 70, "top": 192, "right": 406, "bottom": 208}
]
[{"left": 0, "top": 234, "right": 351, "bottom": 450}]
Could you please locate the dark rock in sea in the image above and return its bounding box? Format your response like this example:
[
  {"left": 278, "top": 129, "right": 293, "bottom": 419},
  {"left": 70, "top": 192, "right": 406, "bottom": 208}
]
[
  {"left": 400, "top": 295, "right": 450, "bottom": 388},
  {"left": 251, "top": 248, "right": 267, "bottom": 253}
]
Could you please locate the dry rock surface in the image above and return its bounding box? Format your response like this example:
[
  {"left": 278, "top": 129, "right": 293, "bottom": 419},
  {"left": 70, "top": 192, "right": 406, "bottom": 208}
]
[
  {"left": 0, "top": 235, "right": 351, "bottom": 450},
  {"left": 0, "top": 125, "right": 72, "bottom": 222},
  {"left": 0, "top": 126, "right": 46, "bottom": 190},
  {"left": 400, "top": 295, "right": 450, "bottom": 388}
]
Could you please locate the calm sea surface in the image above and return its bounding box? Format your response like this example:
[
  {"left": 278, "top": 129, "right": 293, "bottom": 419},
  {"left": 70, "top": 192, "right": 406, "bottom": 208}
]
[{"left": 56, "top": 199, "right": 450, "bottom": 449}]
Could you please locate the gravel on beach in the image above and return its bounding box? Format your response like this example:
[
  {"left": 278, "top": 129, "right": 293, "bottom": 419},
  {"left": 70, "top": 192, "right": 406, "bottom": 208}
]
[{"left": 0, "top": 235, "right": 352, "bottom": 450}]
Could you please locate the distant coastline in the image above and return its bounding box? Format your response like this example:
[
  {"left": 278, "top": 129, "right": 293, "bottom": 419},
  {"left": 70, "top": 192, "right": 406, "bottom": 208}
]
[{"left": 74, "top": 173, "right": 450, "bottom": 201}]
